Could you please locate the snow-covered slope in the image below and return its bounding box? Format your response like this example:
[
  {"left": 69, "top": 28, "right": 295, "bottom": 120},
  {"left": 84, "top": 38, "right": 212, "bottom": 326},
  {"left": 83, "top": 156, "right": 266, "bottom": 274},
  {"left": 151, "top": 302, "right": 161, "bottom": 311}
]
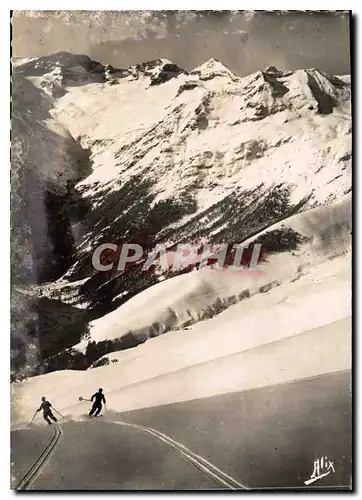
[
  {"left": 11, "top": 52, "right": 351, "bottom": 379},
  {"left": 12, "top": 254, "right": 351, "bottom": 425},
  {"left": 73, "top": 193, "right": 350, "bottom": 351}
]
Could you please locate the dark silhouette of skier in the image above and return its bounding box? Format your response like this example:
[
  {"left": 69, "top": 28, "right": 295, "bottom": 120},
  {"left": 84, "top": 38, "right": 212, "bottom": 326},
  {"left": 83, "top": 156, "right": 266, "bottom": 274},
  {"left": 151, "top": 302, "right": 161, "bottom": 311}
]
[
  {"left": 89, "top": 388, "right": 106, "bottom": 417},
  {"left": 36, "top": 396, "right": 58, "bottom": 425}
]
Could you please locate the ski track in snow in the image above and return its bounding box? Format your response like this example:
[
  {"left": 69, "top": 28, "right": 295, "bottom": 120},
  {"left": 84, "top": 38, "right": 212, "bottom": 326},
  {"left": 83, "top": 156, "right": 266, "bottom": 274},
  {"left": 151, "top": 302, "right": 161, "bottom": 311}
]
[
  {"left": 14, "top": 424, "right": 63, "bottom": 490},
  {"left": 14, "top": 418, "right": 246, "bottom": 490}
]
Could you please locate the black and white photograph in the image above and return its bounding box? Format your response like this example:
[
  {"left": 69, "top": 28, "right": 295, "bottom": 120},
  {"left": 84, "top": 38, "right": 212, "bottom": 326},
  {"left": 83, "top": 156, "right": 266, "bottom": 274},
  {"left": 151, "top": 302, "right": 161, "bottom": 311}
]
[{"left": 10, "top": 10, "right": 352, "bottom": 491}]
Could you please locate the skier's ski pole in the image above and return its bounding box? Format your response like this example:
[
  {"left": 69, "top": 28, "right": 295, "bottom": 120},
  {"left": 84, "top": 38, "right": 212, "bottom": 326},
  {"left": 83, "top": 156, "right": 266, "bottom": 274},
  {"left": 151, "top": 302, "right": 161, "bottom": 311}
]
[
  {"left": 29, "top": 411, "right": 37, "bottom": 425},
  {"left": 79, "top": 396, "right": 91, "bottom": 402},
  {"left": 53, "top": 407, "right": 64, "bottom": 418}
]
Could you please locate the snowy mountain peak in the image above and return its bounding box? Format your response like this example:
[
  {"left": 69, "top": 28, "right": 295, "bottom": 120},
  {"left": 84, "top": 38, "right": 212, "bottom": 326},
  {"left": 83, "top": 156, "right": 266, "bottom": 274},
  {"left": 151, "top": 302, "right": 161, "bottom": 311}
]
[
  {"left": 16, "top": 51, "right": 105, "bottom": 77},
  {"left": 190, "top": 58, "right": 237, "bottom": 81},
  {"left": 148, "top": 60, "right": 187, "bottom": 86},
  {"left": 238, "top": 66, "right": 351, "bottom": 120},
  {"left": 263, "top": 65, "right": 284, "bottom": 75},
  {"left": 16, "top": 51, "right": 107, "bottom": 96},
  {"left": 106, "top": 58, "right": 187, "bottom": 86}
]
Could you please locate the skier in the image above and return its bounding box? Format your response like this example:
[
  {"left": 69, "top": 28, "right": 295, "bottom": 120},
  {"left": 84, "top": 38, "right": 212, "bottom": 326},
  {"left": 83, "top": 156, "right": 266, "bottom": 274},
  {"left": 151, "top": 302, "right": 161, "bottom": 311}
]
[
  {"left": 36, "top": 396, "right": 58, "bottom": 425},
  {"left": 89, "top": 388, "right": 106, "bottom": 417}
]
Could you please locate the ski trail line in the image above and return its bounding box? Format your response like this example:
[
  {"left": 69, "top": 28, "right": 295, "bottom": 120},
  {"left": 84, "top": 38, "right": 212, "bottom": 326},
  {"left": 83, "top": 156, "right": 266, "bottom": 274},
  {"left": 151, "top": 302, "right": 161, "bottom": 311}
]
[
  {"left": 107, "top": 419, "right": 249, "bottom": 490},
  {"left": 14, "top": 424, "right": 63, "bottom": 491}
]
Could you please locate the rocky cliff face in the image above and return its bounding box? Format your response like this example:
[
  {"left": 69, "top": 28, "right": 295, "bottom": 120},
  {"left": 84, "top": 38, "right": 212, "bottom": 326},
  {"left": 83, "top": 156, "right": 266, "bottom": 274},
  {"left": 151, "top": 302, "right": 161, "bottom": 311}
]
[{"left": 11, "top": 52, "right": 351, "bottom": 376}]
